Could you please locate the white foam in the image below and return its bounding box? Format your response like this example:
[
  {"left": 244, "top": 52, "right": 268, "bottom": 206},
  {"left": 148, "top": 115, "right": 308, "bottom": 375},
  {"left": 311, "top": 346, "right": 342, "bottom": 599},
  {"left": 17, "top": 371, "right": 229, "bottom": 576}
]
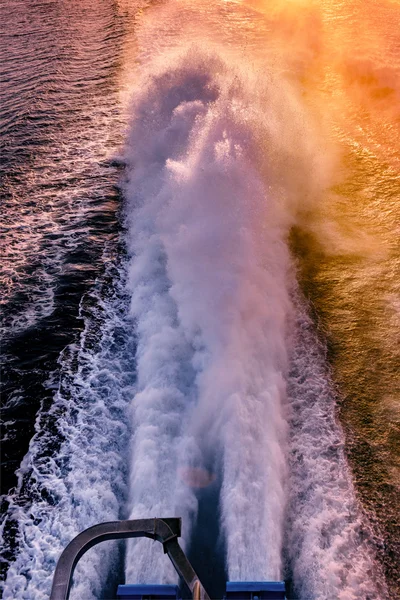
[
  {"left": 285, "top": 292, "right": 387, "bottom": 599},
  {"left": 2, "top": 258, "right": 135, "bottom": 600}
]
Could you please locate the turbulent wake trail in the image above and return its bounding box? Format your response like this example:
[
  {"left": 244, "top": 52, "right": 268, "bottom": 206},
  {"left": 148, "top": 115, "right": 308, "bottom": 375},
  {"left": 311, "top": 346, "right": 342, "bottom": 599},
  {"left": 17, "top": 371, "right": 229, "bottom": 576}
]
[{"left": 121, "top": 0, "right": 386, "bottom": 594}]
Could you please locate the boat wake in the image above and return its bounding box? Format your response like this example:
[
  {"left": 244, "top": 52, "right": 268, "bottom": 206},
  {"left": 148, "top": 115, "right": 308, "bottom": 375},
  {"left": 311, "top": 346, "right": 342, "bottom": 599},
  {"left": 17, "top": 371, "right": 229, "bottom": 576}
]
[{"left": 1, "top": 1, "right": 388, "bottom": 598}]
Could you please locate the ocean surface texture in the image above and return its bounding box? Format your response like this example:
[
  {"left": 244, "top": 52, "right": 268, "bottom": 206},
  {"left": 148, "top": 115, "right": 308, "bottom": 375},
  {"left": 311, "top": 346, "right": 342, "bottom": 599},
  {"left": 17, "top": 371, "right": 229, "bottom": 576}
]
[{"left": 1, "top": 1, "right": 399, "bottom": 599}]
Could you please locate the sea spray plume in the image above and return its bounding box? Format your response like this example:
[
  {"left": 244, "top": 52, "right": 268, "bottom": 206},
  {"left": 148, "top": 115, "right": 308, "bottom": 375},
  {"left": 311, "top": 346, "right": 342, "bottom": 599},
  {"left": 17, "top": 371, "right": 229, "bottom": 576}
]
[{"left": 123, "top": 46, "right": 332, "bottom": 582}]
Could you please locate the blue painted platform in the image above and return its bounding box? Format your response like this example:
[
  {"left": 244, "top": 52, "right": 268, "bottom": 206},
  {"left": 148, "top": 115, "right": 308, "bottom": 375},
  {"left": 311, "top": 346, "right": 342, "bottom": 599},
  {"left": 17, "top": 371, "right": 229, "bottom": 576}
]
[
  {"left": 225, "top": 581, "right": 286, "bottom": 600},
  {"left": 116, "top": 584, "right": 181, "bottom": 599}
]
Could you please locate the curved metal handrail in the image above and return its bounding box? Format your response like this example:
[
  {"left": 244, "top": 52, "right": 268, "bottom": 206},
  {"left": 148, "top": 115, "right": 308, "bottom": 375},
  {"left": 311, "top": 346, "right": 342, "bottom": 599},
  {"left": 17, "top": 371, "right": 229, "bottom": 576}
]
[{"left": 50, "top": 517, "right": 210, "bottom": 600}]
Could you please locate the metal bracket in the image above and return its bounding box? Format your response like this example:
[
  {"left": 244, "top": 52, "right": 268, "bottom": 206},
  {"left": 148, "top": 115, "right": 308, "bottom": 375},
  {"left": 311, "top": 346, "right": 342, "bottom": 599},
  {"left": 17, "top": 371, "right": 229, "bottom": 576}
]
[{"left": 49, "top": 517, "right": 210, "bottom": 600}]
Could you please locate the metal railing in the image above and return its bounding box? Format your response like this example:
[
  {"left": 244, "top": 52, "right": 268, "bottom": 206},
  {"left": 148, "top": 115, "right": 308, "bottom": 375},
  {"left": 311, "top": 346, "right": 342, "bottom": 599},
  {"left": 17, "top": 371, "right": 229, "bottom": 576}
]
[{"left": 50, "top": 517, "right": 210, "bottom": 600}]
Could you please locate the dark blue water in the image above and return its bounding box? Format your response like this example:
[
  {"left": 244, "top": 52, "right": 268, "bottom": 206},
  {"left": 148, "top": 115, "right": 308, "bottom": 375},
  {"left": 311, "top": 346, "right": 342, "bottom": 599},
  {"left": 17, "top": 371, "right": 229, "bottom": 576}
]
[{"left": 1, "top": 0, "right": 126, "bottom": 490}]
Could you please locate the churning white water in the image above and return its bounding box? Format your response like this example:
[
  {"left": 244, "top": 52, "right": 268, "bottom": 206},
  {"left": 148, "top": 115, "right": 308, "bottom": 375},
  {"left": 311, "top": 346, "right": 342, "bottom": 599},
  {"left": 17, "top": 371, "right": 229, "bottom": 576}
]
[{"left": 2, "top": 251, "right": 135, "bottom": 600}]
